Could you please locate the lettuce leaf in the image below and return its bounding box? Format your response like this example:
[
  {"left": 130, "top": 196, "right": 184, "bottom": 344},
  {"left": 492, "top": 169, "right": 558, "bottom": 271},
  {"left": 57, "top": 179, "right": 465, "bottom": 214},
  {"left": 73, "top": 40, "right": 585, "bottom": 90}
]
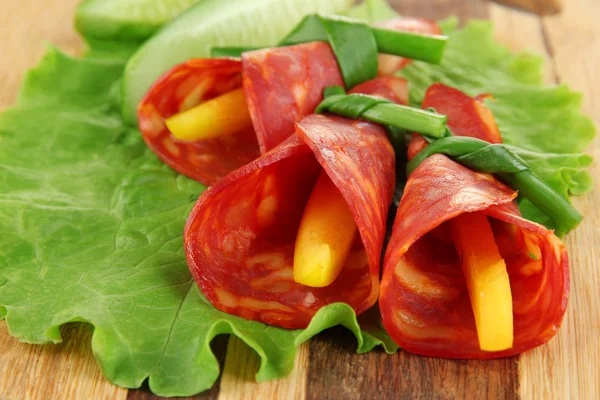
[{"left": 400, "top": 21, "right": 595, "bottom": 228}]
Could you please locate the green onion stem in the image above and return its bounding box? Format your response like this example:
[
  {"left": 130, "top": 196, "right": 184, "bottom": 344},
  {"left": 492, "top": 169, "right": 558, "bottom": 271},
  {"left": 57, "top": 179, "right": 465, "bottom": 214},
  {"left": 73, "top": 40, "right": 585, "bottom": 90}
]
[
  {"left": 500, "top": 172, "right": 583, "bottom": 234},
  {"left": 361, "top": 103, "right": 447, "bottom": 138},
  {"left": 317, "top": 93, "right": 447, "bottom": 137},
  {"left": 210, "top": 15, "right": 449, "bottom": 82},
  {"left": 371, "top": 27, "right": 447, "bottom": 64},
  {"left": 407, "top": 136, "right": 583, "bottom": 233}
]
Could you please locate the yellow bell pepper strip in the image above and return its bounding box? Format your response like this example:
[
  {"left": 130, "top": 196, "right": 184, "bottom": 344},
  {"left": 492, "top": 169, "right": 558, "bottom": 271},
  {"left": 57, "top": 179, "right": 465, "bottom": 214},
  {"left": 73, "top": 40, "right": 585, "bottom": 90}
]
[
  {"left": 165, "top": 88, "right": 252, "bottom": 141},
  {"left": 450, "top": 212, "right": 514, "bottom": 352},
  {"left": 293, "top": 171, "right": 357, "bottom": 287}
]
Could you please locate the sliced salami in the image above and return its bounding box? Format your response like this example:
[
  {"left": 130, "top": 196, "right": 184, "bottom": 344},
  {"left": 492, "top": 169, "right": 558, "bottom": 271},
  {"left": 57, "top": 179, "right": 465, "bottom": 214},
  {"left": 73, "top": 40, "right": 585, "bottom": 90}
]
[
  {"left": 380, "top": 83, "right": 569, "bottom": 358},
  {"left": 242, "top": 42, "right": 344, "bottom": 153},
  {"left": 138, "top": 59, "right": 260, "bottom": 186},
  {"left": 184, "top": 77, "right": 406, "bottom": 328},
  {"left": 349, "top": 76, "right": 409, "bottom": 104},
  {"left": 422, "top": 83, "right": 502, "bottom": 143}
]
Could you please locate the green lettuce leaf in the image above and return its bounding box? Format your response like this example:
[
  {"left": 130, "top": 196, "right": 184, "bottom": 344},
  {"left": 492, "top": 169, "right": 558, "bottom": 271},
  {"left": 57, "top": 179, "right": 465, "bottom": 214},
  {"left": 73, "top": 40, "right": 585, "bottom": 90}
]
[
  {"left": 0, "top": 48, "right": 395, "bottom": 397},
  {"left": 400, "top": 21, "right": 595, "bottom": 228}
]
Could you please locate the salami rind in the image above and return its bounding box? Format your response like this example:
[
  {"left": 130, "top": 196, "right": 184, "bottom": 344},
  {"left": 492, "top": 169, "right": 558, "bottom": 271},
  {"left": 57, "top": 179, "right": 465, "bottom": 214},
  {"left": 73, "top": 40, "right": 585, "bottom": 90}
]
[
  {"left": 381, "top": 83, "right": 569, "bottom": 358},
  {"left": 242, "top": 42, "right": 344, "bottom": 154},
  {"left": 184, "top": 77, "right": 405, "bottom": 328},
  {"left": 376, "top": 18, "right": 442, "bottom": 76},
  {"left": 138, "top": 59, "right": 261, "bottom": 186}
]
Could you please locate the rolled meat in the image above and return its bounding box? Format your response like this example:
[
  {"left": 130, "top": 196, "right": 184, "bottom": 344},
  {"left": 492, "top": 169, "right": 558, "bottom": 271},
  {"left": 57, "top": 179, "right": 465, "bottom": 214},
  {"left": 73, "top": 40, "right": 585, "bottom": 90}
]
[
  {"left": 138, "top": 59, "right": 260, "bottom": 185},
  {"left": 380, "top": 83, "right": 569, "bottom": 358},
  {"left": 138, "top": 43, "right": 343, "bottom": 185},
  {"left": 184, "top": 77, "right": 407, "bottom": 328}
]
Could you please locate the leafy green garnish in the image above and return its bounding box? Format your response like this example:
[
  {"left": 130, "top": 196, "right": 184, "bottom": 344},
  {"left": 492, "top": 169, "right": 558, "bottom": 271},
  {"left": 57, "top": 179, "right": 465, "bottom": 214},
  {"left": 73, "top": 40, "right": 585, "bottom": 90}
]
[{"left": 400, "top": 21, "right": 595, "bottom": 228}]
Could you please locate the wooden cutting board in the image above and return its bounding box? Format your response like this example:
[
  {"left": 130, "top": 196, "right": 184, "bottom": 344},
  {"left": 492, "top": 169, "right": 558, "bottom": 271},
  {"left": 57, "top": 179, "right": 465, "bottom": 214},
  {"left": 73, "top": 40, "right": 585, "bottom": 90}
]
[{"left": 0, "top": 0, "right": 598, "bottom": 399}]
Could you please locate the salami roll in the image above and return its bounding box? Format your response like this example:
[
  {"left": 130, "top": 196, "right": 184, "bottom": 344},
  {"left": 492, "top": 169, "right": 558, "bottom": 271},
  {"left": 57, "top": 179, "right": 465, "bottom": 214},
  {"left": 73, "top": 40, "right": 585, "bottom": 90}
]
[
  {"left": 376, "top": 18, "right": 442, "bottom": 76},
  {"left": 138, "top": 59, "right": 260, "bottom": 185},
  {"left": 380, "top": 83, "right": 569, "bottom": 358},
  {"left": 184, "top": 77, "right": 406, "bottom": 329},
  {"left": 138, "top": 43, "right": 343, "bottom": 186}
]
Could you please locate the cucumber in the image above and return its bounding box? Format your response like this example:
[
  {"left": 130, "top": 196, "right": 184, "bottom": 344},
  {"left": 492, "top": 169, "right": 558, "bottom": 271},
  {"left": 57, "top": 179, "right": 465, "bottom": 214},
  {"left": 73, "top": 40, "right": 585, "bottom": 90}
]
[
  {"left": 75, "top": 0, "right": 202, "bottom": 41},
  {"left": 121, "top": 0, "right": 353, "bottom": 124}
]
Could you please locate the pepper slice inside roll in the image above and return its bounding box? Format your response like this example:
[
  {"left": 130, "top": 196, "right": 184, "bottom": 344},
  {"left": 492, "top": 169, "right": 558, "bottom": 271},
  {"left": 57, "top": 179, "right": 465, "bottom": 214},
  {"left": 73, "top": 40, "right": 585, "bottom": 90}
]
[{"left": 293, "top": 171, "right": 358, "bottom": 288}]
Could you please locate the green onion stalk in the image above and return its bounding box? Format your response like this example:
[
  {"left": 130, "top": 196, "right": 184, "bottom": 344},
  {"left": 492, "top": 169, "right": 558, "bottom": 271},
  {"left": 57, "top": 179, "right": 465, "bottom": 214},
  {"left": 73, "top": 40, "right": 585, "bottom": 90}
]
[
  {"left": 407, "top": 137, "right": 583, "bottom": 234},
  {"left": 211, "top": 14, "right": 448, "bottom": 89}
]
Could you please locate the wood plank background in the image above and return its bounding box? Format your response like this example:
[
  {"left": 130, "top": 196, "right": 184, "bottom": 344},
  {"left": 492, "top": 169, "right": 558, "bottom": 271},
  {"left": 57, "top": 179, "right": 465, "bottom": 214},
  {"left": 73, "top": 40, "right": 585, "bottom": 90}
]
[{"left": 0, "top": 0, "right": 598, "bottom": 399}]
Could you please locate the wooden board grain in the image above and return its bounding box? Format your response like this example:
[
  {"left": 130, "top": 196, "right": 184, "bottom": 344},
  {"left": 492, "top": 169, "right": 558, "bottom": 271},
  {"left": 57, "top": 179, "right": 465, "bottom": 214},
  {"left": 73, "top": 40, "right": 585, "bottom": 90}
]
[
  {"left": 0, "top": 323, "right": 127, "bottom": 400},
  {"left": 0, "top": 0, "right": 598, "bottom": 399},
  {"left": 492, "top": 0, "right": 562, "bottom": 15},
  {"left": 519, "top": 1, "right": 600, "bottom": 398}
]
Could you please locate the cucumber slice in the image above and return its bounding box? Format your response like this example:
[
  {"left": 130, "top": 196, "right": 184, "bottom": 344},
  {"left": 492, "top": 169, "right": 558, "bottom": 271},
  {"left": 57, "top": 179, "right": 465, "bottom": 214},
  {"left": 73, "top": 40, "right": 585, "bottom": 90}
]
[
  {"left": 344, "top": 0, "right": 399, "bottom": 22},
  {"left": 121, "top": 0, "right": 353, "bottom": 124},
  {"left": 75, "top": 0, "right": 202, "bottom": 41}
]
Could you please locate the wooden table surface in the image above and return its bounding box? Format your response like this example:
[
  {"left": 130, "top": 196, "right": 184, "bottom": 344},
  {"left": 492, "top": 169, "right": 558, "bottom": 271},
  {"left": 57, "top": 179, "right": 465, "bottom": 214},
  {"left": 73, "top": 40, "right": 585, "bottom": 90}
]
[{"left": 0, "top": 0, "right": 598, "bottom": 399}]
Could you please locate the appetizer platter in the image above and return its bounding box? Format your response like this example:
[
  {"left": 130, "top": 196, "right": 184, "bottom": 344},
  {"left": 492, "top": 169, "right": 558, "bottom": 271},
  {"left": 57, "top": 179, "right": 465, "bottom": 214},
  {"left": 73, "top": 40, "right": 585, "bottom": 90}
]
[{"left": 1, "top": 0, "right": 598, "bottom": 398}]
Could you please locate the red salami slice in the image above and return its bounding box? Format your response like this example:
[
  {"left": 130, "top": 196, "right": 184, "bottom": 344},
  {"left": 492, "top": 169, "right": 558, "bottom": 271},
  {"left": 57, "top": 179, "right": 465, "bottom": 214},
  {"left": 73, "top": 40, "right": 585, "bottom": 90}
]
[
  {"left": 349, "top": 76, "right": 409, "bottom": 104},
  {"left": 138, "top": 59, "right": 260, "bottom": 186},
  {"left": 242, "top": 42, "right": 344, "bottom": 153},
  {"left": 380, "top": 83, "right": 569, "bottom": 358},
  {"left": 376, "top": 18, "right": 442, "bottom": 76},
  {"left": 408, "top": 83, "right": 502, "bottom": 159},
  {"left": 184, "top": 77, "right": 405, "bottom": 328},
  {"left": 422, "top": 83, "right": 502, "bottom": 143}
]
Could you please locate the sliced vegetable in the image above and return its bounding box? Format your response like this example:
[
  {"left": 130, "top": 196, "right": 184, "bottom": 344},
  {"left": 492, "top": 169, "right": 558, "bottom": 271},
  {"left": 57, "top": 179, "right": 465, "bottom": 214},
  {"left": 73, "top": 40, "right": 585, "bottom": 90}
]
[
  {"left": 372, "top": 27, "right": 445, "bottom": 64},
  {"left": 165, "top": 88, "right": 252, "bottom": 141},
  {"left": 451, "top": 212, "right": 513, "bottom": 352},
  {"left": 342, "top": 0, "right": 399, "bottom": 22},
  {"left": 123, "top": 0, "right": 354, "bottom": 124},
  {"left": 75, "top": 0, "right": 201, "bottom": 41},
  {"left": 407, "top": 136, "right": 583, "bottom": 234},
  {"left": 316, "top": 93, "right": 448, "bottom": 138},
  {"left": 294, "top": 171, "right": 358, "bottom": 287},
  {"left": 375, "top": 18, "right": 442, "bottom": 76}
]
